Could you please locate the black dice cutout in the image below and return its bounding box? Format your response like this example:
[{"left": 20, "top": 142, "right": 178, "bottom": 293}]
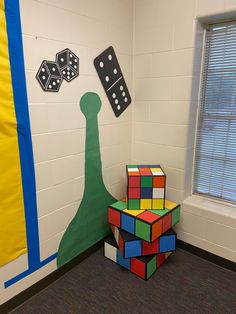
[
  {"left": 94, "top": 46, "right": 131, "bottom": 117},
  {"left": 36, "top": 48, "right": 79, "bottom": 92},
  {"left": 56, "top": 49, "right": 79, "bottom": 82}
]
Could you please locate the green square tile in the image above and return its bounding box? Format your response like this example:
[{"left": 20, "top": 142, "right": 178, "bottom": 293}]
[
  {"left": 111, "top": 201, "right": 126, "bottom": 211},
  {"left": 128, "top": 199, "right": 140, "bottom": 209},
  {"left": 141, "top": 176, "right": 152, "bottom": 188},
  {"left": 127, "top": 164, "right": 138, "bottom": 168},
  {"left": 147, "top": 256, "right": 157, "bottom": 279},
  {"left": 135, "top": 220, "right": 151, "bottom": 242},
  {"left": 172, "top": 206, "right": 180, "bottom": 225},
  {"left": 149, "top": 209, "right": 169, "bottom": 216}
]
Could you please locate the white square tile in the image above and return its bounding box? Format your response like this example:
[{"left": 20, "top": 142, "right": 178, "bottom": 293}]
[
  {"left": 153, "top": 188, "right": 165, "bottom": 198},
  {"left": 104, "top": 242, "right": 117, "bottom": 262}
]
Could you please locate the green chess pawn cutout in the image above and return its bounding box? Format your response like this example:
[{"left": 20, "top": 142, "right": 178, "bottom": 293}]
[{"left": 57, "top": 92, "right": 117, "bottom": 267}]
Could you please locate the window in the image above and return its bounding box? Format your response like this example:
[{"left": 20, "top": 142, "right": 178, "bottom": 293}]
[{"left": 194, "top": 21, "right": 236, "bottom": 204}]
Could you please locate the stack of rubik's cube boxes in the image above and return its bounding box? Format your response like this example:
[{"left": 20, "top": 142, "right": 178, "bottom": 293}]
[{"left": 104, "top": 165, "right": 180, "bottom": 280}]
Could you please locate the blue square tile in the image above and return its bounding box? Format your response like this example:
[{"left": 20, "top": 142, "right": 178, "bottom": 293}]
[
  {"left": 159, "top": 235, "right": 176, "bottom": 252},
  {"left": 125, "top": 240, "right": 142, "bottom": 258},
  {"left": 140, "top": 187, "right": 153, "bottom": 198},
  {"left": 121, "top": 214, "right": 135, "bottom": 234},
  {"left": 117, "top": 250, "right": 130, "bottom": 269}
]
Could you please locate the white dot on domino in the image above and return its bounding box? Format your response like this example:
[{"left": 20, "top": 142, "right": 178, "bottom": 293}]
[
  {"left": 67, "top": 75, "right": 70, "bottom": 79},
  {"left": 122, "top": 92, "right": 125, "bottom": 96},
  {"left": 52, "top": 67, "right": 55, "bottom": 71},
  {"left": 42, "top": 76, "right": 46, "bottom": 80},
  {"left": 57, "top": 79, "right": 60, "bottom": 83},
  {"left": 108, "top": 54, "right": 112, "bottom": 60},
  {"left": 49, "top": 85, "right": 52, "bottom": 89},
  {"left": 100, "top": 61, "right": 104, "bottom": 68},
  {"left": 117, "top": 105, "right": 121, "bottom": 110},
  {"left": 105, "top": 76, "right": 109, "bottom": 82},
  {"left": 42, "top": 68, "right": 45, "bottom": 72},
  {"left": 124, "top": 97, "right": 128, "bottom": 102},
  {"left": 113, "top": 68, "right": 117, "bottom": 74},
  {"left": 53, "top": 82, "right": 56, "bottom": 86},
  {"left": 61, "top": 58, "right": 64, "bottom": 62},
  {"left": 112, "top": 93, "right": 116, "bottom": 99},
  {"left": 120, "top": 85, "right": 123, "bottom": 91},
  {"left": 115, "top": 99, "right": 118, "bottom": 104}
]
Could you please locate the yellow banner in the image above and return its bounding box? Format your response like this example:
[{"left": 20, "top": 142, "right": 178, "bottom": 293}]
[{"left": 0, "top": 0, "right": 27, "bottom": 266}]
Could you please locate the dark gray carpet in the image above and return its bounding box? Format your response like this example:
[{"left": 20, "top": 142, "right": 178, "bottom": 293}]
[{"left": 11, "top": 248, "right": 236, "bottom": 314}]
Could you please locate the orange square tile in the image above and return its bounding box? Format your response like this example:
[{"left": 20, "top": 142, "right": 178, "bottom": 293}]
[
  {"left": 152, "top": 220, "right": 162, "bottom": 241},
  {"left": 153, "top": 176, "right": 165, "bottom": 187}
]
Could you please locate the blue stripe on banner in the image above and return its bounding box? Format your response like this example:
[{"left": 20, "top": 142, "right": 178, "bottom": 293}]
[
  {"left": 4, "top": 253, "right": 58, "bottom": 288},
  {"left": 4, "top": 0, "right": 40, "bottom": 268}
]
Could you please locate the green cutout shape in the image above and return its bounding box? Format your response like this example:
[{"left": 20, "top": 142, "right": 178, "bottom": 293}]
[{"left": 57, "top": 92, "right": 117, "bottom": 267}]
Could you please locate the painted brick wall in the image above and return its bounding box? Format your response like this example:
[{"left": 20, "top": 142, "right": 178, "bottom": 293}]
[
  {"left": 0, "top": 0, "right": 133, "bottom": 304},
  {"left": 133, "top": 0, "right": 236, "bottom": 263}
]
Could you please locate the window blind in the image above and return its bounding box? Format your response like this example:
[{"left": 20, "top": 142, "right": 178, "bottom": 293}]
[{"left": 194, "top": 21, "right": 236, "bottom": 203}]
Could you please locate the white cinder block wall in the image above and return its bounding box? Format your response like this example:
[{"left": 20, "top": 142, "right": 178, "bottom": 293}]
[
  {"left": 0, "top": 0, "right": 133, "bottom": 304},
  {"left": 133, "top": 0, "right": 236, "bottom": 263}
]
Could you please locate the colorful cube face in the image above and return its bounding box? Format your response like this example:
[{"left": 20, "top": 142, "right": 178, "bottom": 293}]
[
  {"left": 104, "top": 235, "right": 172, "bottom": 280},
  {"left": 108, "top": 199, "right": 180, "bottom": 242},
  {"left": 127, "top": 165, "right": 166, "bottom": 210},
  {"left": 111, "top": 226, "right": 176, "bottom": 258}
]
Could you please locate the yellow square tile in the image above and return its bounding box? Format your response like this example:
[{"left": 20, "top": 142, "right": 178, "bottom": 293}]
[
  {"left": 140, "top": 199, "right": 152, "bottom": 209},
  {"left": 150, "top": 168, "right": 162, "bottom": 172},
  {"left": 152, "top": 199, "right": 164, "bottom": 209},
  {"left": 165, "top": 199, "right": 177, "bottom": 210},
  {"left": 123, "top": 209, "right": 145, "bottom": 216}
]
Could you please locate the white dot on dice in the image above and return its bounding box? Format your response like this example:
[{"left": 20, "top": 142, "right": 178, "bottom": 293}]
[
  {"left": 61, "top": 58, "right": 64, "bottom": 62},
  {"left": 117, "top": 105, "right": 121, "bottom": 110},
  {"left": 63, "top": 71, "right": 66, "bottom": 75},
  {"left": 113, "top": 68, "right": 117, "bottom": 74},
  {"left": 120, "top": 85, "right": 123, "bottom": 91},
  {"left": 42, "top": 68, "right": 45, "bottom": 72},
  {"left": 70, "top": 54, "right": 72, "bottom": 58},
  {"left": 72, "top": 72, "right": 75, "bottom": 76},
  {"left": 67, "top": 76, "right": 70, "bottom": 79},
  {"left": 115, "top": 99, "right": 118, "bottom": 104},
  {"left": 105, "top": 76, "right": 109, "bottom": 82},
  {"left": 99, "top": 62, "right": 104, "bottom": 68},
  {"left": 49, "top": 85, "right": 52, "bottom": 89},
  {"left": 67, "top": 67, "right": 70, "bottom": 70},
  {"left": 53, "top": 82, "right": 56, "bottom": 86},
  {"left": 69, "top": 61, "right": 72, "bottom": 64},
  {"left": 124, "top": 97, "right": 128, "bottom": 102},
  {"left": 74, "top": 65, "right": 77, "bottom": 69},
  {"left": 52, "top": 67, "right": 55, "bottom": 71},
  {"left": 74, "top": 58, "right": 77, "bottom": 62},
  {"left": 108, "top": 54, "right": 112, "bottom": 60},
  {"left": 122, "top": 92, "right": 125, "bottom": 96},
  {"left": 42, "top": 76, "right": 46, "bottom": 80},
  {"left": 57, "top": 79, "right": 60, "bottom": 83},
  {"left": 112, "top": 93, "right": 116, "bottom": 98}
]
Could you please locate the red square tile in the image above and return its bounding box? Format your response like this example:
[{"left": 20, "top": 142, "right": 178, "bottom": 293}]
[
  {"left": 128, "top": 176, "right": 140, "bottom": 187},
  {"left": 108, "top": 208, "right": 121, "bottom": 227},
  {"left": 162, "top": 213, "right": 172, "bottom": 233},
  {"left": 131, "top": 258, "right": 145, "bottom": 279},
  {"left": 142, "top": 239, "right": 159, "bottom": 255},
  {"left": 119, "top": 234, "right": 124, "bottom": 256},
  {"left": 128, "top": 187, "right": 140, "bottom": 198},
  {"left": 156, "top": 253, "right": 166, "bottom": 267},
  {"left": 138, "top": 211, "right": 159, "bottom": 223}
]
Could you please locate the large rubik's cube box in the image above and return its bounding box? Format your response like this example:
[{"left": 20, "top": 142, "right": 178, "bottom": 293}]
[
  {"left": 111, "top": 225, "right": 176, "bottom": 258},
  {"left": 127, "top": 165, "right": 166, "bottom": 210},
  {"left": 108, "top": 199, "right": 180, "bottom": 242},
  {"left": 104, "top": 235, "right": 172, "bottom": 280}
]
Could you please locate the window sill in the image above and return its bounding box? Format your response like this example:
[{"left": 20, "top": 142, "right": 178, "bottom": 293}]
[{"left": 182, "top": 195, "right": 236, "bottom": 228}]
